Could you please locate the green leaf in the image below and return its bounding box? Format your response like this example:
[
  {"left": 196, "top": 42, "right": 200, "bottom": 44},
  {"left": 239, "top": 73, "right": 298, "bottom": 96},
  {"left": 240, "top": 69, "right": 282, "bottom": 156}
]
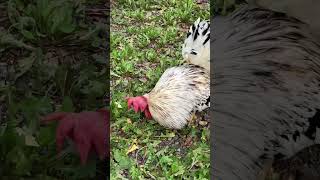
[
  {"left": 18, "top": 16, "right": 36, "bottom": 30},
  {"left": 61, "top": 96, "right": 74, "bottom": 112},
  {"left": 19, "top": 96, "right": 52, "bottom": 132},
  {"left": 21, "top": 30, "right": 36, "bottom": 40},
  {"left": 48, "top": 3, "right": 75, "bottom": 35},
  {"left": 0, "top": 31, "right": 35, "bottom": 51},
  {"left": 0, "top": 128, "right": 24, "bottom": 155},
  {"left": 6, "top": 146, "right": 32, "bottom": 175},
  {"left": 113, "top": 149, "right": 132, "bottom": 169},
  {"left": 7, "top": 0, "right": 20, "bottom": 24},
  {"left": 15, "top": 49, "right": 43, "bottom": 81},
  {"left": 171, "top": 161, "right": 185, "bottom": 176},
  {"left": 38, "top": 125, "right": 56, "bottom": 146},
  {"left": 159, "top": 155, "right": 173, "bottom": 165},
  {"left": 59, "top": 22, "right": 76, "bottom": 34}
]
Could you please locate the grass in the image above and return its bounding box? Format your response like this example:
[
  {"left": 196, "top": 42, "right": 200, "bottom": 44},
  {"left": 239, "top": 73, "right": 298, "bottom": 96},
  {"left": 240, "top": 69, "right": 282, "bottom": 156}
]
[
  {"left": 0, "top": 0, "right": 108, "bottom": 179},
  {"left": 110, "top": 0, "right": 210, "bottom": 179}
]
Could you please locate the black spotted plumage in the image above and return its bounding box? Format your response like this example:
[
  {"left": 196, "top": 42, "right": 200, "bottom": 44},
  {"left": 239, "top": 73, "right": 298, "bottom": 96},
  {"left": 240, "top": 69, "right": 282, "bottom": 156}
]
[
  {"left": 182, "top": 18, "right": 210, "bottom": 70},
  {"left": 194, "top": 95, "right": 210, "bottom": 112},
  {"left": 180, "top": 18, "right": 211, "bottom": 113}
]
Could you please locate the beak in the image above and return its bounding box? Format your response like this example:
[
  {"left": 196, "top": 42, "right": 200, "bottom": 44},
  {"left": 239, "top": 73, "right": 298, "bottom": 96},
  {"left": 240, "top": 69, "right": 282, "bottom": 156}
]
[
  {"left": 185, "top": 57, "right": 191, "bottom": 64},
  {"left": 183, "top": 55, "right": 190, "bottom": 63}
]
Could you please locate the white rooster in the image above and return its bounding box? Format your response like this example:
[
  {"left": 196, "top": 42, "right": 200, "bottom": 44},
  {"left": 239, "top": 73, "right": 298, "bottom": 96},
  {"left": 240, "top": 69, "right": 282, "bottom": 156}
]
[{"left": 127, "top": 18, "right": 210, "bottom": 129}]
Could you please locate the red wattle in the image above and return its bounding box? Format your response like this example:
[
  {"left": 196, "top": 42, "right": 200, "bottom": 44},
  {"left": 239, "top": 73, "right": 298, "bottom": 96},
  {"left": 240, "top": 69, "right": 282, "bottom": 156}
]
[{"left": 144, "top": 108, "right": 152, "bottom": 119}]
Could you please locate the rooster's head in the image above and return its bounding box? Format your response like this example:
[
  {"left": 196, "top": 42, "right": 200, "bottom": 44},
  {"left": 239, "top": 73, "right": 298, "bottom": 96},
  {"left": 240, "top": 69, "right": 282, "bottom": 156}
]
[{"left": 127, "top": 96, "right": 152, "bottom": 119}]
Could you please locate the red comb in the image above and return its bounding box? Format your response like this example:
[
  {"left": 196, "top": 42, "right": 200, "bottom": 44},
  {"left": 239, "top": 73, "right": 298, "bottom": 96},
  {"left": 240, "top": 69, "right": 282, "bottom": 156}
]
[{"left": 127, "top": 96, "right": 152, "bottom": 119}]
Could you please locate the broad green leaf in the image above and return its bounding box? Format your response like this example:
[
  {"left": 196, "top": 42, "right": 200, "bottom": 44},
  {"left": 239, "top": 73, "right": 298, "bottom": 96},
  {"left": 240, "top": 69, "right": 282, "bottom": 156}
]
[
  {"left": 113, "top": 149, "right": 132, "bottom": 169},
  {"left": 59, "top": 23, "right": 76, "bottom": 34},
  {"left": 38, "top": 125, "right": 56, "bottom": 146},
  {"left": 21, "top": 30, "right": 36, "bottom": 40},
  {"left": 61, "top": 96, "right": 74, "bottom": 112},
  {"left": 171, "top": 161, "right": 185, "bottom": 176}
]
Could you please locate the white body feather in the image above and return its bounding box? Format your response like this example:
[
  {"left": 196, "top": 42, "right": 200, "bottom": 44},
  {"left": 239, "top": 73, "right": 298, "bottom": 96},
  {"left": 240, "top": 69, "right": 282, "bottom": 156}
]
[
  {"left": 144, "top": 64, "right": 209, "bottom": 129},
  {"left": 182, "top": 18, "right": 210, "bottom": 71}
]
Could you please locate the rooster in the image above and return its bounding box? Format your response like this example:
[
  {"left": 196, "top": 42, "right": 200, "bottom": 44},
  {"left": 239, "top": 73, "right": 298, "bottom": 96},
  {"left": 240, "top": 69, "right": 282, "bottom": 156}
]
[
  {"left": 128, "top": 64, "right": 209, "bottom": 129},
  {"left": 212, "top": 5, "right": 320, "bottom": 180},
  {"left": 127, "top": 19, "right": 210, "bottom": 129}
]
